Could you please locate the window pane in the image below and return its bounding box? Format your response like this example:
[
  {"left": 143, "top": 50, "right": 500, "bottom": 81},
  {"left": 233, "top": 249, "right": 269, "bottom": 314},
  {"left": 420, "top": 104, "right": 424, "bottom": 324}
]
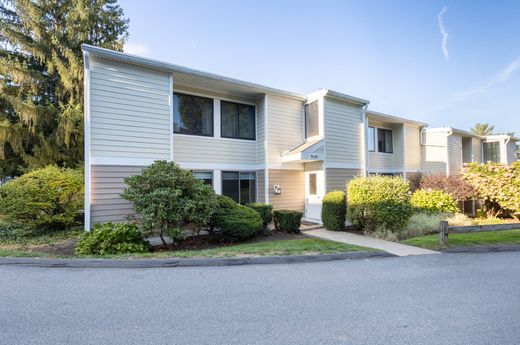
[
  {"left": 239, "top": 172, "right": 256, "bottom": 204},
  {"left": 377, "top": 128, "right": 393, "bottom": 153},
  {"left": 193, "top": 171, "right": 213, "bottom": 186},
  {"left": 309, "top": 173, "right": 317, "bottom": 195},
  {"left": 484, "top": 142, "right": 500, "bottom": 163},
  {"left": 385, "top": 130, "right": 393, "bottom": 153},
  {"left": 239, "top": 105, "right": 255, "bottom": 139},
  {"left": 173, "top": 93, "right": 213, "bottom": 136},
  {"left": 368, "top": 127, "right": 375, "bottom": 151},
  {"left": 222, "top": 171, "right": 239, "bottom": 202},
  {"left": 221, "top": 101, "right": 238, "bottom": 138},
  {"left": 305, "top": 101, "right": 319, "bottom": 138}
]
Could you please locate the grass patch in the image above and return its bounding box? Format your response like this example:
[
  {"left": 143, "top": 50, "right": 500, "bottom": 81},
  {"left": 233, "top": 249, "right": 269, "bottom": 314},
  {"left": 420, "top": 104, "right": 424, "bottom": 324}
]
[{"left": 403, "top": 229, "right": 520, "bottom": 250}]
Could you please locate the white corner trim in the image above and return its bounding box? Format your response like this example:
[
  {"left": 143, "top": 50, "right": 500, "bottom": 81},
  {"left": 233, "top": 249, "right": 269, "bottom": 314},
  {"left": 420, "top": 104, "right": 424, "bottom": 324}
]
[
  {"left": 402, "top": 123, "right": 407, "bottom": 179},
  {"left": 264, "top": 94, "right": 269, "bottom": 203},
  {"left": 169, "top": 74, "right": 174, "bottom": 161},
  {"left": 83, "top": 51, "right": 91, "bottom": 231},
  {"left": 362, "top": 105, "right": 369, "bottom": 176}
]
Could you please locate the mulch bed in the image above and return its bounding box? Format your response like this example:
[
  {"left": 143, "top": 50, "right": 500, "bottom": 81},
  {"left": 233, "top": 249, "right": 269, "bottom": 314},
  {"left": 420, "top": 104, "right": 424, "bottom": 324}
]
[{"left": 27, "top": 239, "right": 78, "bottom": 256}]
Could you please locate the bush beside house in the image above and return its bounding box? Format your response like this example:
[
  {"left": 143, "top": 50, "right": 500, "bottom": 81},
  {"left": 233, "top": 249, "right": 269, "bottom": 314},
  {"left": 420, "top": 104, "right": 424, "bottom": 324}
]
[
  {"left": 347, "top": 176, "right": 412, "bottom": 233},
  {"left": 274, "top": 210, "right": 303, "bottom": 233},
  {"left": 246, "top": 203, "right": 273, "bottom": 229},
  {"left": 321, "top": 191, "right": 346, "bottom": 231},
  {"left": 75, "top": 222, "right": 149, "bottom": 255},
  {"left": 411, "top": 189, "right": 459, "bottom": 214},
  {"left": 0, "top": 166, "right": 83, "bottom": 230}
]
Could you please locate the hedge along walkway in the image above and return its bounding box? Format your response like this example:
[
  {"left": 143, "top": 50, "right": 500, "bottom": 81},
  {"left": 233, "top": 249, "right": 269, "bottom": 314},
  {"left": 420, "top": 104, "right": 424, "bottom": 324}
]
[{"left": 304, "top": 229, "right": 439, "bottom": 256}]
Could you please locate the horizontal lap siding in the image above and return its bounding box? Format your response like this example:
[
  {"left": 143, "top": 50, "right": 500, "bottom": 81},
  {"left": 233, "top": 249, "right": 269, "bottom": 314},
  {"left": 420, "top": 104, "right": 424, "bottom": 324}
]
[
  {"left": 256, "top": 96, "right": 265, "bottom": 165},
  {"left": 326, "top": 168, "right": 361, "bottom": 192},
  {"left": 405, "top": 124, "right": 422, "bottom": 171},
  {"left": 448, "top": 135, "right": 463, "bottom": 175},
  {"left": 90, "top": 57, "right": 171, "bottom": 159},
  {"left": 422, "top": 131, "right": 447, "bottom": 174},
  {"left": 90, "top": 165, "right": 145, "bottom": 223},
  {"left": 268, "top": 95, "right": 304, "bottom": 164},
  {"left": 268, "top": 169, "right": 304, "bottom": 211},
  {"left": 173, "top": 135, "right": 257, "bottom": 164},
  {"left": 257, "top": 170, "right": 265, "bottom": 203},
  {"left": 472, "top": 138, "right": 482, "bottom": 163},
  {"left": 325, "top": 98, "right": 363, "bottom": 166}
]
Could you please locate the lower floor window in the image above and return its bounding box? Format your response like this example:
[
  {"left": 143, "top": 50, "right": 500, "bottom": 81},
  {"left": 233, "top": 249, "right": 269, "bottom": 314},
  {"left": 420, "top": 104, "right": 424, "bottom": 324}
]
[
  {"left": 193, "top": 171, "right": 213, "bottom": 186},
  {"left": 222, "top": 171, "right": 256, "bottom": 204}
]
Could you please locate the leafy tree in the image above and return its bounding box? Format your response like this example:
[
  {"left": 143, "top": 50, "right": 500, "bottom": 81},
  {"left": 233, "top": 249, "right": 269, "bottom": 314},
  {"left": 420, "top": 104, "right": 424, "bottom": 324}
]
[
  {"left": 470, "top": 123, "right": 494, "bottom": 136},
  {"left": 0, "top": 0, "right": 128, "bottom": 172}
]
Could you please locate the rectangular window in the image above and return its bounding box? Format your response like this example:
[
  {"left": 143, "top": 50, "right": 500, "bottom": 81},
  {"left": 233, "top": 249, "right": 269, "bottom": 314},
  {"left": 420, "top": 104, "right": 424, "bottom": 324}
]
[
  {"left": 305, "top": 101, "right": 319, "bottom": 138},
  {"left": 173, "top": 93, "right": 213, "bottom": 136},
  {"left": 308, "top": 173, "right": 317, "bottom": 195},
  {"left": 193, "top": 171, "right": 213, "bottom": 186},
  {"left": 483, "top": 142, "right": 500, "bottom": 163},
  {"left": 221, "top": 101, "right": 255, "bottom": 140},
  {"left": 222, "top": 171, "right": 256, "bottom": 204},
  {"left": 368, "top": 126, "right": 375, "bottom": 152},
  {"left": 377, "top": 128, "right": 393, "bottom": 153}
]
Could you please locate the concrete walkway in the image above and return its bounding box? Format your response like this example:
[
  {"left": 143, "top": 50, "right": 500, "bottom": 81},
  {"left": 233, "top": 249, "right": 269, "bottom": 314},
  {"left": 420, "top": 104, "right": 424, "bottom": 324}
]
[{"left": 304, "top": 228, "right": 439, "bottom": 256}]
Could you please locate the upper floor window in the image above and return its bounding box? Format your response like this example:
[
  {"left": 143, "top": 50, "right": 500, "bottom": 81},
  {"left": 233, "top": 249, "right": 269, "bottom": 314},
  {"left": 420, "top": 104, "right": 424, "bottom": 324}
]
[
  {"left": 483, "top": 142, "right": 500, "bottom": 163},
  {"left": 305, "top": 101, "right": 319, "bottom": 138},
  {"left": 377, "top": 128, "right": 393, "bottom": 153},
  {"left": 368, "top": 126, "right": 375, "bottom": 152},
  {"left": 221, "top": 101, "right": 255, "bottom": 140},
  {"left": 173, "top": 93, "right": 214, "bottom": 136}
]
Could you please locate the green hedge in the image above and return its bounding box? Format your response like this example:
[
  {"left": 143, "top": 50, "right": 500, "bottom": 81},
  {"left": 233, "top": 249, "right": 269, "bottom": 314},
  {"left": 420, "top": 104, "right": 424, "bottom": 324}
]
[
  {"left": 273, "top": 210, "right": 302, "bottom": 233},
  {"left": 75, "top": 222, "right": 149, "bottom": 255},
  {"left": 211, "top": 195, "right": 263, "bottom": 241},
  {"left": 0, "top": 166, "right": 83, "bottom": 230},
  {"left": 321, "top": 191, "right": 346, "bottom": 231},
  {"left": 411, "top": 189, "right": 459, "bottom": 214},
  {"left": 347, "top": 176, "right": 412, "bottom": 232},
  {"left": 246, "top": 203, "right": 273, "bottom": 228}
]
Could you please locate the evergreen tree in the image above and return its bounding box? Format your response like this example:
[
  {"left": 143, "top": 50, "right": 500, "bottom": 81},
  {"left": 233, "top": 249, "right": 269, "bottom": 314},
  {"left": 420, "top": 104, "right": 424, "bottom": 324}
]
[{"left": 0, "top": 0, "right": 128, "bottom": 172}]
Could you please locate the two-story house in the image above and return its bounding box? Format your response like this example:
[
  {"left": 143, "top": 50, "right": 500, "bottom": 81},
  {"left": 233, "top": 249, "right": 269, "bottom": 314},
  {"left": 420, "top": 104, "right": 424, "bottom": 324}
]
[{"left": 82, "top": 45, "right": 518, "bottom": 228}]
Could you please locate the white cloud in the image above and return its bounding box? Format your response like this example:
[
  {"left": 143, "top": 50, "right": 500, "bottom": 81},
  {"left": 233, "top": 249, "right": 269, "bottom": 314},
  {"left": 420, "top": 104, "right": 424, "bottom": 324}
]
[
  {"left": 454, "top": 56, "right": 520, "bottom": 101},
  {"left": 438, "top": 6, "right": 449, "bottom": 61},
  {"left": 123, "top": 42, "right": 151, "bottom": 57}
]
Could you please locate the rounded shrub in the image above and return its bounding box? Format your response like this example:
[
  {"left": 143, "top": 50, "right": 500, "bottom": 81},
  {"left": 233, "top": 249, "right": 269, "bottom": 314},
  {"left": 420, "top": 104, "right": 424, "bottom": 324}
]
[
  {"left": 347, "top": 176, "right": 412, "bottom": 232},
  {"left": 211, "top": 195, "right": 262, "bottom": 241},
  {"left": 246, "top": 203, "right": 273, "bottom": 228},
  {"left": 75, "top": 222, "right": 150, "bottom": 255},
  {"left": 273, "top": 210, "right": 303, "bottom": 233},
  {"left": 321, "top": 191, "right": 346, "bottom": 231},
  {"left": 0, "top": 166, "right": 83, "bottom": 230},
  {"left": 411, "top": 189, "right": 459, "bottom": 214}
]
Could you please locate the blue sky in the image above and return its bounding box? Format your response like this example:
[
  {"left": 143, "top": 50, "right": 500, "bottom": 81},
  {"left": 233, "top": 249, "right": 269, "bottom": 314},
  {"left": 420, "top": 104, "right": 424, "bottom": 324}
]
[{"left": 120, "top": 0, "right": 520, "bottom": 134}]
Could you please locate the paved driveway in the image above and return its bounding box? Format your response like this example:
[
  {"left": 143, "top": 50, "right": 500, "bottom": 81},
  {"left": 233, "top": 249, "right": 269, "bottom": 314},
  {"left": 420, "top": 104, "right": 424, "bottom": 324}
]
[{"left": 1, "top": 252, "right": 519, "bottom": 345}]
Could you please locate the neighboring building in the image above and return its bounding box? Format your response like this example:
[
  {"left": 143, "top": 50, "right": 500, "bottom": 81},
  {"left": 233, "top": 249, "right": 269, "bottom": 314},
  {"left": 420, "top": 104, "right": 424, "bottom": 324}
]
[{"left": 81, "top": 45, "right": 519, "bottom": 228}]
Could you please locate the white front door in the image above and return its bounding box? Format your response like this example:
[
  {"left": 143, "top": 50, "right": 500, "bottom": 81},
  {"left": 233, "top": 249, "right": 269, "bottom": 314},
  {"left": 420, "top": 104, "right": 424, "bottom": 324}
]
[{"left": 304, "top": 171, "right": 324, "bottom": 221}]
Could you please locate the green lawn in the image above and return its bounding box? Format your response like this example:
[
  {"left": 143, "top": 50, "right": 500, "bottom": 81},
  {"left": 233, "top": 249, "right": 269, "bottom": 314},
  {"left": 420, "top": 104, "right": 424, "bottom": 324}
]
[
  {"left": 89, "top": 238, "right": 376, "bottom": 259},
  {"left": 403, "top": 229, "right": 520, "bottom": 250}
]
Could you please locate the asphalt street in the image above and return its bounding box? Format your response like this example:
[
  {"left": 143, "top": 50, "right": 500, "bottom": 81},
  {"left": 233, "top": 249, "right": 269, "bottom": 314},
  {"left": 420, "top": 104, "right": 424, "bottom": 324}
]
[{"left": 1, "top": 251, "right": 519, "bottom": 345}]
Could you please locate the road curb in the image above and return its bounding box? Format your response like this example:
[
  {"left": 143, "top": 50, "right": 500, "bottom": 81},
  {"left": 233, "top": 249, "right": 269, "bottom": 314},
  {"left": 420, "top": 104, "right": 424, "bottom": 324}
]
[
  {"left": 442, "top": 244, "right": 520, "bottom": 254},
  {"left": 0, "top": 251, "right": 395, "bottom": 269}
]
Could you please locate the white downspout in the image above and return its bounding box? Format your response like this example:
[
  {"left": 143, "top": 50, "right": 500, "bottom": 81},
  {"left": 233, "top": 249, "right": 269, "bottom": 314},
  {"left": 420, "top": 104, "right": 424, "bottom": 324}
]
[
  {"left": 83, "top": 51, "right": 91, "bottom": 231},
  {"left": 445, "top": 129, "right": 453, "bottom": 176},
  {"left": 264, "top": 94, "right": 269, "bottom": 203},
  {"left": 361, "top": 105, "right": 369, "bottom": 176}
]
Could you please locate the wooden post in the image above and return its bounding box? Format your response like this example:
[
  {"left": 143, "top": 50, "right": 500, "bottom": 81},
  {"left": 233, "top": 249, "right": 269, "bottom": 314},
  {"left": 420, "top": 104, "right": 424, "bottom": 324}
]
[{"left": 439, "top": 221, "right": 449, "bottom": 247}]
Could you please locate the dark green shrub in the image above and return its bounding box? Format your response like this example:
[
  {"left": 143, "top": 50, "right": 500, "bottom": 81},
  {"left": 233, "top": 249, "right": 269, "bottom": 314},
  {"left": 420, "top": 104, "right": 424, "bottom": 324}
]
[
  {"left": 211, "top": 197, "right": 262, "bottom": 241},
  {"left": 347, "top": 176, "right": 412, "bottom": 232},
  {"left": 321, "top": 191, "right": 346, "bottom": 231},
  {"left": 411, "top": 189, "right": 459, "bottom": 214},
  {"left": 246, "top": 203, "right": 273, "bottom": 228},
  {"left": 121, "top": 161, "right": 218, "bottom": 244},
  {"left": 273, "top": 210, "right": 303, "bottom": 233},
  {"left": 0, "top": 166, "right": 83, "bottom": 230},
  {"left": 75, "top": 222, "right": 149, "bottom": 255}
]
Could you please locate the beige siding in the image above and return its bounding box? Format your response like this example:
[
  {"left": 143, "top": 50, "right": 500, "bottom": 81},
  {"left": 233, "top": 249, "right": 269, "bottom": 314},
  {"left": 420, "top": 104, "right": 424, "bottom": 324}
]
[
  {"left": 268, "top": 95, "right": 305, "bottom": 164},
  {"left": 472, "top": 138, "right": 482, "bottom": 163},
  {"left": 421, "top": 131, "right": 447, "bottom": 174},
  {"left": 392, "top": 124, "right": 404, "bottom": 170},
  {"left": 89, "top": 57, "right": 171, "bottom": 159},
  {"left": 448, "top": 134, "right": 463, "bottom": 175},
  {"left": 367, "top": 120, "right": 404, "bottom": 172},
  {"left": 173, "top": 135, "right": 257, "bottom": 164},
  {"left": 507, "top": 140, "right": 518, "bottom": 165},
  {"left": 462, "top": 137, "right": 472, "bottom": 163},
  {"left": 268, "top": 169, "right": 304, "bottom": 211},
  {"left": 324, "top": 97, "right": 363, "bottom": 166},
  {"left": 326, "top": 168, "right": 361, "bottom": 192},
  {"left": 304, "top": 161, "right": 323, "bottom": 171},
  {"left": 256, "top": 96, "right": 265, "bottom": 164},
  {"left": 257, "top": 170, "right": 265, "bottom": 203},
  {"left": 404, "top": 124, "right": 422, "bottom": 171},
  {"left": 90, "top": 165, "right": 144, "bottom": 223}
]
